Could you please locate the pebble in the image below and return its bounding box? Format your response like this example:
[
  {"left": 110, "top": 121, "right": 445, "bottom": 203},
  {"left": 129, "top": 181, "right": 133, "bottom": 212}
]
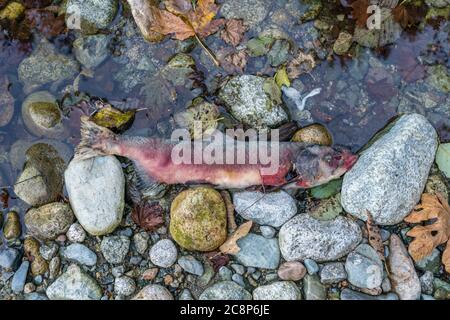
[
  {"left": 142, "top": 268, "right": 159, "bottom": 281},
  {"left": 218, "top": 75, "right": 288, "bottom": 129},
  {"left": 340, "top": 288, "right": 399, "bottom": 300},
  {"left": 100, "top": 236, "right": 130, "bottom": 264},
  {"left": 235, "top": 233, "right": 280, "bottom": 269},
  {"left": 133, "top": 232, "right": 150, "bottom": 255},
  {"left": 333, "top": 31, "right": 353, "bottom": 55},
  {"left": 179, "top": 289, "right": 194, "bottom": 300},
  {"left": 133, "top": 284, "right": 174, "bottom": 300},
  {"left": 0, "top": 247, "right": 20, "bottom": 270},
  {"left": 25, "top": 202, "right": 74, "bottom": 240},
  {"left": 3, "top": 211, "right": 21, "bottom": 240},
  {"left": 46, "top": 264, "right": 102, "bottom": 300},
  {"left": 319, "top": 262, "right": 347, "bottom": 284},
  {"left": 149, "top": 239, "right": 178, "bottom": 268},
  {"left": 341, "top": 114, "right": 438, "bottom": 225},
  {"left": 388, "top": 234, "right": 421, "bottom": 300},
  {"left": 232, "top": 273, "right": 246, "bottom": 287},
  {"left": 114, "top": 276, "right": 136, "bottom": 297},
  {"left": 73, "top": 34, "right": 110, "bottom": 69},
  {"left": 39, "top": 242, "right": 59, "bottom": 261},
  {"left": 61, "top": 243, "right": 97, "bottom": 266},
  {"left": 345, "top": 244, "right": 384, "bottom": 289},
  {"left": 65, "top": 156, "right": 125, "bottom": 236},
  {"left": 278, "top": 261, "right": 306, "bottom": 281},
  {"left": 24, "top": 238, "right": 48, "bottom": 276},
  {"left": 420, "top": 271, "right": 434, "bottom": 295},
  {"left": 218, "top": 266, "right": 233, "bottom": 281},
  {"left": 199, "top": 281, "right": 252, "bottom": 300},
  {"left": 233, "top": 190, "right": 297, "bottom": 227},
  {"left": 304, "top": 274, "right": 327, "bottom": 300},
  {"left": 231, "top": 264, "right": 245, "bottom": 275},
  {"left": 49, "top": 257, "right": 61, "bottom": 280},
  {"left": 66, "top": 223, "right": 86, "bottom": 243},
  {"left": 279, "top": 214, "right": 362, "bottom": 262},
  {"left": 25, "top": 293, "right": 49, "bottom": 300},
  {"left": 304, "top": 259, "right": 320, "bottom": 274},
  {"left": 253, "top": 281, "right": 301, "bottom": 300},
  {"left": 11, "top": 261, "right": 29, "bottom": 293},
  {"left": 66, "top": 0, "right": 118, "bottom": 34},
  {"left": 260, "top": 226, "right": 276, "bottom": 238},
  {"left": 414, "top": 248, "right": 441, "bottom": 273},
  {"left": 178, "top": 255, "right": 204, "bottom": 276},
  {"left": 23, "top": 282, "right": 35, "bottom": 294}
]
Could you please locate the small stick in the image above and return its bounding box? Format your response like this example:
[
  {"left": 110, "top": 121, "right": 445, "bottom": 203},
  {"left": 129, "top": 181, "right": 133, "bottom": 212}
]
[
  {"left": 220, "top": 190, "right": 237, "bottom": 233},
  {"left": 194, "top": 34, "right": 220, "bottom": 67}
]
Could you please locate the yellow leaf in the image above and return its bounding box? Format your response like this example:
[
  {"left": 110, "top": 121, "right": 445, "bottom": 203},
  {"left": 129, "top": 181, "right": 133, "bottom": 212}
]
[
  {"left": 219, "top": 221, "right": 252, "bottom": 255},
  {"left": 275, "top": 67, "right": 290, "bottom": 88}
]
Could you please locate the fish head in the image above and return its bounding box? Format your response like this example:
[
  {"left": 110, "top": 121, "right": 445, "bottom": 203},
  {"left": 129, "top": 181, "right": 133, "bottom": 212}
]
[{"left": 293, "top": 145, "right": 358, "bottom": 188}]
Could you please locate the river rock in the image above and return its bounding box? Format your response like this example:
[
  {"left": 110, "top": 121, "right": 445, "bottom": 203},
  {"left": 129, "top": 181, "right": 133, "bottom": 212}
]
[
  {"left": 199, "top": 281, "right": 252, "bottom": 300},
  {"left": 253, "top": 281, "right": 301, "bottom": 300},
  {"left": 66, "top": 223, "right": 86, "bottom": 243},
  {"left": 340, "top": 288, "right": 399, "bottom": 300},
  {"left": 178, "top": 255, "right": 204, "bottom": 276},
  {"left": 414, "top": 248, "right": 441, "bottom": 273},
  {"left": 220, "top": 0, "right": 270, "bottom": 27},
  {"left": 14, "top": 143, "right": 66, "bottom": 207},
  {"left": 149, "top": 239, "right": 177, "bottom": 268},
  {"left": 233, "top": 190, "right": 297, "bottom": 227},
  {"left": 388, "top": 234, "right": 421, "bottom": 300},
  {"left": 133, "top": 284, "right": 174, "bottom": 300},
  {"left": 46, "top": 264, "right": 102, "bottom": 300},
  {"left": 114, "top": 276, "right": 136, "bottom": 297},
  {"left": 0, "top": 248, "right": 20, "bottom": 270},
  {"left": 11, "top": 261, "right": 29, "bottom": 293},
  {"left": 278, "top": 261, "right": 306, "bottom": 281},
  {"left": 73, "top": 34, "right": 110, "bottom": 69},
  {"left": 66, "top": 0, "right": 118, "bottom": 34},
  {"left": 304, "top": 274, "right": 327, "bottom": 300},
  {"left": 100, "top": 236, "right": 130, "bottom": 264},
  {"left": 3, "top": 211, "right": 21, "bottom": 240},
  {"left": 25, "top": 202, "right": 74, "bottom": 240},
  {"left": 320, "top": 262, "right": 347, "bottom": 284},
  {"left": 0, "top": 75, "right": 14, "bottom": 127},
  {"left": 64, "top": 156, "right": 125, "bottom": 236},
  {"left": 279, "top": 214, "right": 362, "bottom": 262},
  {"left": 61, "top": 244, "right": 97, "bottom": 266},
  {"left": 170, "top": 187, "right": 227, "bottom": 251},
  {"left": 345, "top": 244, "right": 383, "bottom": 289},
  {"left": 18, "top": 39, "right": 79, "bottom": 91},
  {"left": 234, "top": 233, "right": 280, "bottom": 269},
  {"left": 218, "top": 75, "right": 288, "bottom": 129},
  {"left": 341, "top": 114, "right": 438, "bottom": 225}
]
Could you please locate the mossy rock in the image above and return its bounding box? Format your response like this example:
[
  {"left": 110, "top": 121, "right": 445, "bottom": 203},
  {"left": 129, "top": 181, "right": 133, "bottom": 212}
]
[
  {"left": 170, "top": 187, "right": 227, "bottom": 252},
  {"left": 291, "top": 124, "right": 332, "bottom": 146}
]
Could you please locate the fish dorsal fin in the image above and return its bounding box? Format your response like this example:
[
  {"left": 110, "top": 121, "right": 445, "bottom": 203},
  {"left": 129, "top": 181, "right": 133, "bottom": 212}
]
[{"left": 131, "top": 161, "right": 169, "bottom": 200}]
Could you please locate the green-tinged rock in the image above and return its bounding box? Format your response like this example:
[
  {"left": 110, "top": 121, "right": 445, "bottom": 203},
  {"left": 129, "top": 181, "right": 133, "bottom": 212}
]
[
  {"left": 263, "top": 78, "right": 282, "bottom": 105},
  {"left": 170, "top": 187, "right": 227, "bottom": 251},
  {"left": 304, "top": 274, "right": 327, "bottom": 300},
  {"left": 415, "top": 248, "right": 441, "bottom": 273},
  {"left": 24, "top": 237, "right": 48, "bottom": 276},
  {"left": 91, "top": 105, "right": 135, "bottom": 131},
  {"left": 161, "top": 53, "right": 196, "bottom": 86},
  {"left": 275, "top": 67, "right": 290, "bottom": 88},
  {"left": 310, "top": 179, "right": 342, "bottom": 199},
  {"left": 291, "top": 124, "right": 333, "bottom": 146},
  {"left": 426, "top": 6, "right": 450, "bottom": 20},
  {"left": 433, "top": 278, "right": 450, "bottom": 300},
  {"left": 25, "top": 202, "right": 74, "bottom": 240},
  {"left": 0, "top": 2, "right": 25, "bottom": 20},
  {"left": 427, "top": 65, "right": 450, "bottom": 93},
  {"left": 247, "top": 36, "right": 274, "bottom": 57},
  {"left": 333, "top": 32, "right": 353, "bottom": 55},
  {"left": 425, "top": 172, "right": 449, "bottom": 201},
  {"left": 267, "top": 39, "right": 290, "bottom": 67},
  {"left": 308, "top": 193, "right": 342, "bottom": 221},
  {"left": 3, "top": 211, "right": 21, "bottom": 240},
  {"left": 436, "top": 144, "right": 450, "bottom": 178},
  {"left": 300, "top": 0, "right": 322, "bottom": 22}
]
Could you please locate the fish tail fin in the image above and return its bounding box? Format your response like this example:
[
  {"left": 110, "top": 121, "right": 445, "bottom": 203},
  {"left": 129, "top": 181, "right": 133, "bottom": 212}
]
[{"left": 74, "top": 116, "right": 118, "bottom": 161}]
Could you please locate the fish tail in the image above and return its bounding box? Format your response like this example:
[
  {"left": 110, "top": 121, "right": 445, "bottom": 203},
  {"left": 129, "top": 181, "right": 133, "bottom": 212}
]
[{"left": 74, "top": 116, "right": 118, "bottom": 161}]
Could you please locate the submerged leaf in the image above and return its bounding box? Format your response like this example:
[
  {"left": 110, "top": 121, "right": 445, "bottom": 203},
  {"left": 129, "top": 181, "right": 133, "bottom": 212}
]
[
  {"left": 91, "top": 105, "right": 135, "bottom": 131},
  {"left": 287, "top": 51, "right": 316, "bottom": 79},
  {"left": 275, "top": 67, "right": 290, "bottom": 88},
  {"left": 351, "top": 0, "right": 370, "bottom": 28},
  {"left": 220, "top": 19, "right": 247, "bottom": 47}
]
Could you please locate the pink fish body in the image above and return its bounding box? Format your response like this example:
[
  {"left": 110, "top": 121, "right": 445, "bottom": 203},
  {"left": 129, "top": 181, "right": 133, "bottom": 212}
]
[{"left": 75, "top": 116, "right": 357, "bottom": 189}]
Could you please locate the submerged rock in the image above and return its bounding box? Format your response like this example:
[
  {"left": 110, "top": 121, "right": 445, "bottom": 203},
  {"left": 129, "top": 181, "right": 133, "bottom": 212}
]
[
  {"left": 199, "top": 281, "right": 252, "bottom": 300},
  {"left": 25, "top": 202, "right": 74, "bottom": 240},
  {"left": 73, "top": 34, "right": 110, "bottom": 69},
  {"left": 64, "top": 156, "right": 125, "bottom": 236},
  {"left": 341, "top": 114, "right": 438, "bottom": 225},
  {"left": 46, "top": 264, "right": 102, "bottom": 300},
  {"left": 0, "top": 75, "right": 14, "bottom": 127},
  {"left": 3, "top": 211, "right": 21, "bottom": 240},
  {"left": 279, "top": 214, "right": 362, "bottom": 262},
  {"left": 170, "top": 187, "right": 227, "bottom": 252},
  {"left": 65, "top": 0, "right": 118, "bottom": 35},
  {"left": 218, "top": 75, "right": 288, "bottom": 129},
  {"left": 291, "top": 124, "right": 333, "bottom": 146},
  {"left": 220, "top": 0, "right": 270, "bottom": 27},
  {"left": 233, "top": 190, "right": 297, "bottom": 227}
]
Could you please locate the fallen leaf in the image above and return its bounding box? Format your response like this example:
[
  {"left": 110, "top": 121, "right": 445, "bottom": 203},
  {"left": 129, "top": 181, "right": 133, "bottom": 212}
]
[
  {"left": 0, "top": 188, "right": 9, "bottom": 208},
  {"left": 219, "top": 220, "right": 252, "bottom": 255},
  {"left": 220, "top": 19, "right": 247, "bottom": 47},
  {"left": 131, "top": 201, "right": 165, "bottom": 231},
  {"left": 205, "top": 251, "right": 230, "bottom": 271},
  {"left": 351, "top": 0, "right": 370, "bottom": 28},
  {"left": 366, "top": 210, "right": 385, "bottom": 262},
  {"left": 91, "top": 104, "right": 135, "bottom": 131},
  {"left": 404, "top": 193, "right": 450, "bottom": 273},
  {"left": 275, "top": 67, "right": 290, "bottom": 88},
  {"left": 287, "top": 51, "right": 316, "bottom": 79},
  {"left": 25, "top": 9, "right": 66, "bottom": 38},
  {"left": 365, "top": 67, "right": 398, "bottom": 101},
  {"left": 220, "top": 50, "right": 248, "bottom": 74},
  {"left": 392, "top": 4, "right": 421, "bottom": 28}
]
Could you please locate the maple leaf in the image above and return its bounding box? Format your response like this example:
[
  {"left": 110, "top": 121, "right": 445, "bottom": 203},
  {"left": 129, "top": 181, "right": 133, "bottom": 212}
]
[
  {"left": 351, "top": 0, "right": 370, "bottom": 28},
  {"left": 131, "top": 201, "right": 165, "bottom": 231},
  {"left": 287, "top": 51, "right": 316, "bottom": 79},
  {"left": 220, "top": 19, "right": 247, "bottom": 47},
  {"left": 219, "top": 49, "right": 248, "bottom": 74},
  {"left": 219, "top": 221, "right": 252, "bottom": 255},
  {"left": 205, "top": 251, "right": 230, "bottom": 271},
  {"left": 25, "top": 9, "right": 66, "bottom": 39},
  {"left": 404, "top": 193, "right": 450, "bottom": 273}
]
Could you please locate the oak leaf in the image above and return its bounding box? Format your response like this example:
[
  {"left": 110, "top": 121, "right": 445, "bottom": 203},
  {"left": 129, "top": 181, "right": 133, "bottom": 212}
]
[
  {"left": 219, "top": 221, "right": 252, "bottom": 255},
  {"left": 404, "top": 193, "right": 450, "bottom": 273},
  {"left": 220, "top": 19, "right": 247, "bottom": 47}
]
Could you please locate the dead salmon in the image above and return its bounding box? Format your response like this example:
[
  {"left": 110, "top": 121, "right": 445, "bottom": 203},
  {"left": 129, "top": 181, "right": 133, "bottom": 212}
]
[{"left": 74, "top": 116, "right": 357, "bottom": 189}]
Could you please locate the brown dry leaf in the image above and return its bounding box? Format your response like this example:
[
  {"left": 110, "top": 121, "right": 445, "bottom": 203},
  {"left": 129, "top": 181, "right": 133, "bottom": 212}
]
[
  {"left": 219, "top": 220, "right": 252, "bottom": 255},
  {"left": 205, "top": 251, "right": 230, "bottom": 271},
  {"left": 220, "top": 19, "right": 247, "bottom": 47},
  {"left": 366, "top": 210, "right": 385, "bottom": 262},
  {"left": 351, "top": 0, "right": 370, "bottom": 28},
  {"left": 131, "top": 201, "right": 165, "bottom": 231},
  {"left": 0, "top": 188, "right": 9, "bottom": 209},
  {"left": 392, "top": 4, "right": 420, "bottom": 28},
  {"left": 287, "top": 51, "right": 316, "bottom": 79},
  {"left": 404, "top": 193, "right": 450, "bottom": 273},
  {"left": 220, "top": 190, "right": 237, "bottom": 232},
  {"left": 221, "top": 50, "right": 248, "bottom": 74}
]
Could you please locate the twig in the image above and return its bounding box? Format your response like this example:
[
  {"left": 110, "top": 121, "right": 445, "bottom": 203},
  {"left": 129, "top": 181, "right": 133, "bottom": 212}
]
[
  {"left": 220, "top": 190, "right": 237, "bottom": 233},
  {"left": 194, "top": 34, "right": 220, "bottom": 67}
]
